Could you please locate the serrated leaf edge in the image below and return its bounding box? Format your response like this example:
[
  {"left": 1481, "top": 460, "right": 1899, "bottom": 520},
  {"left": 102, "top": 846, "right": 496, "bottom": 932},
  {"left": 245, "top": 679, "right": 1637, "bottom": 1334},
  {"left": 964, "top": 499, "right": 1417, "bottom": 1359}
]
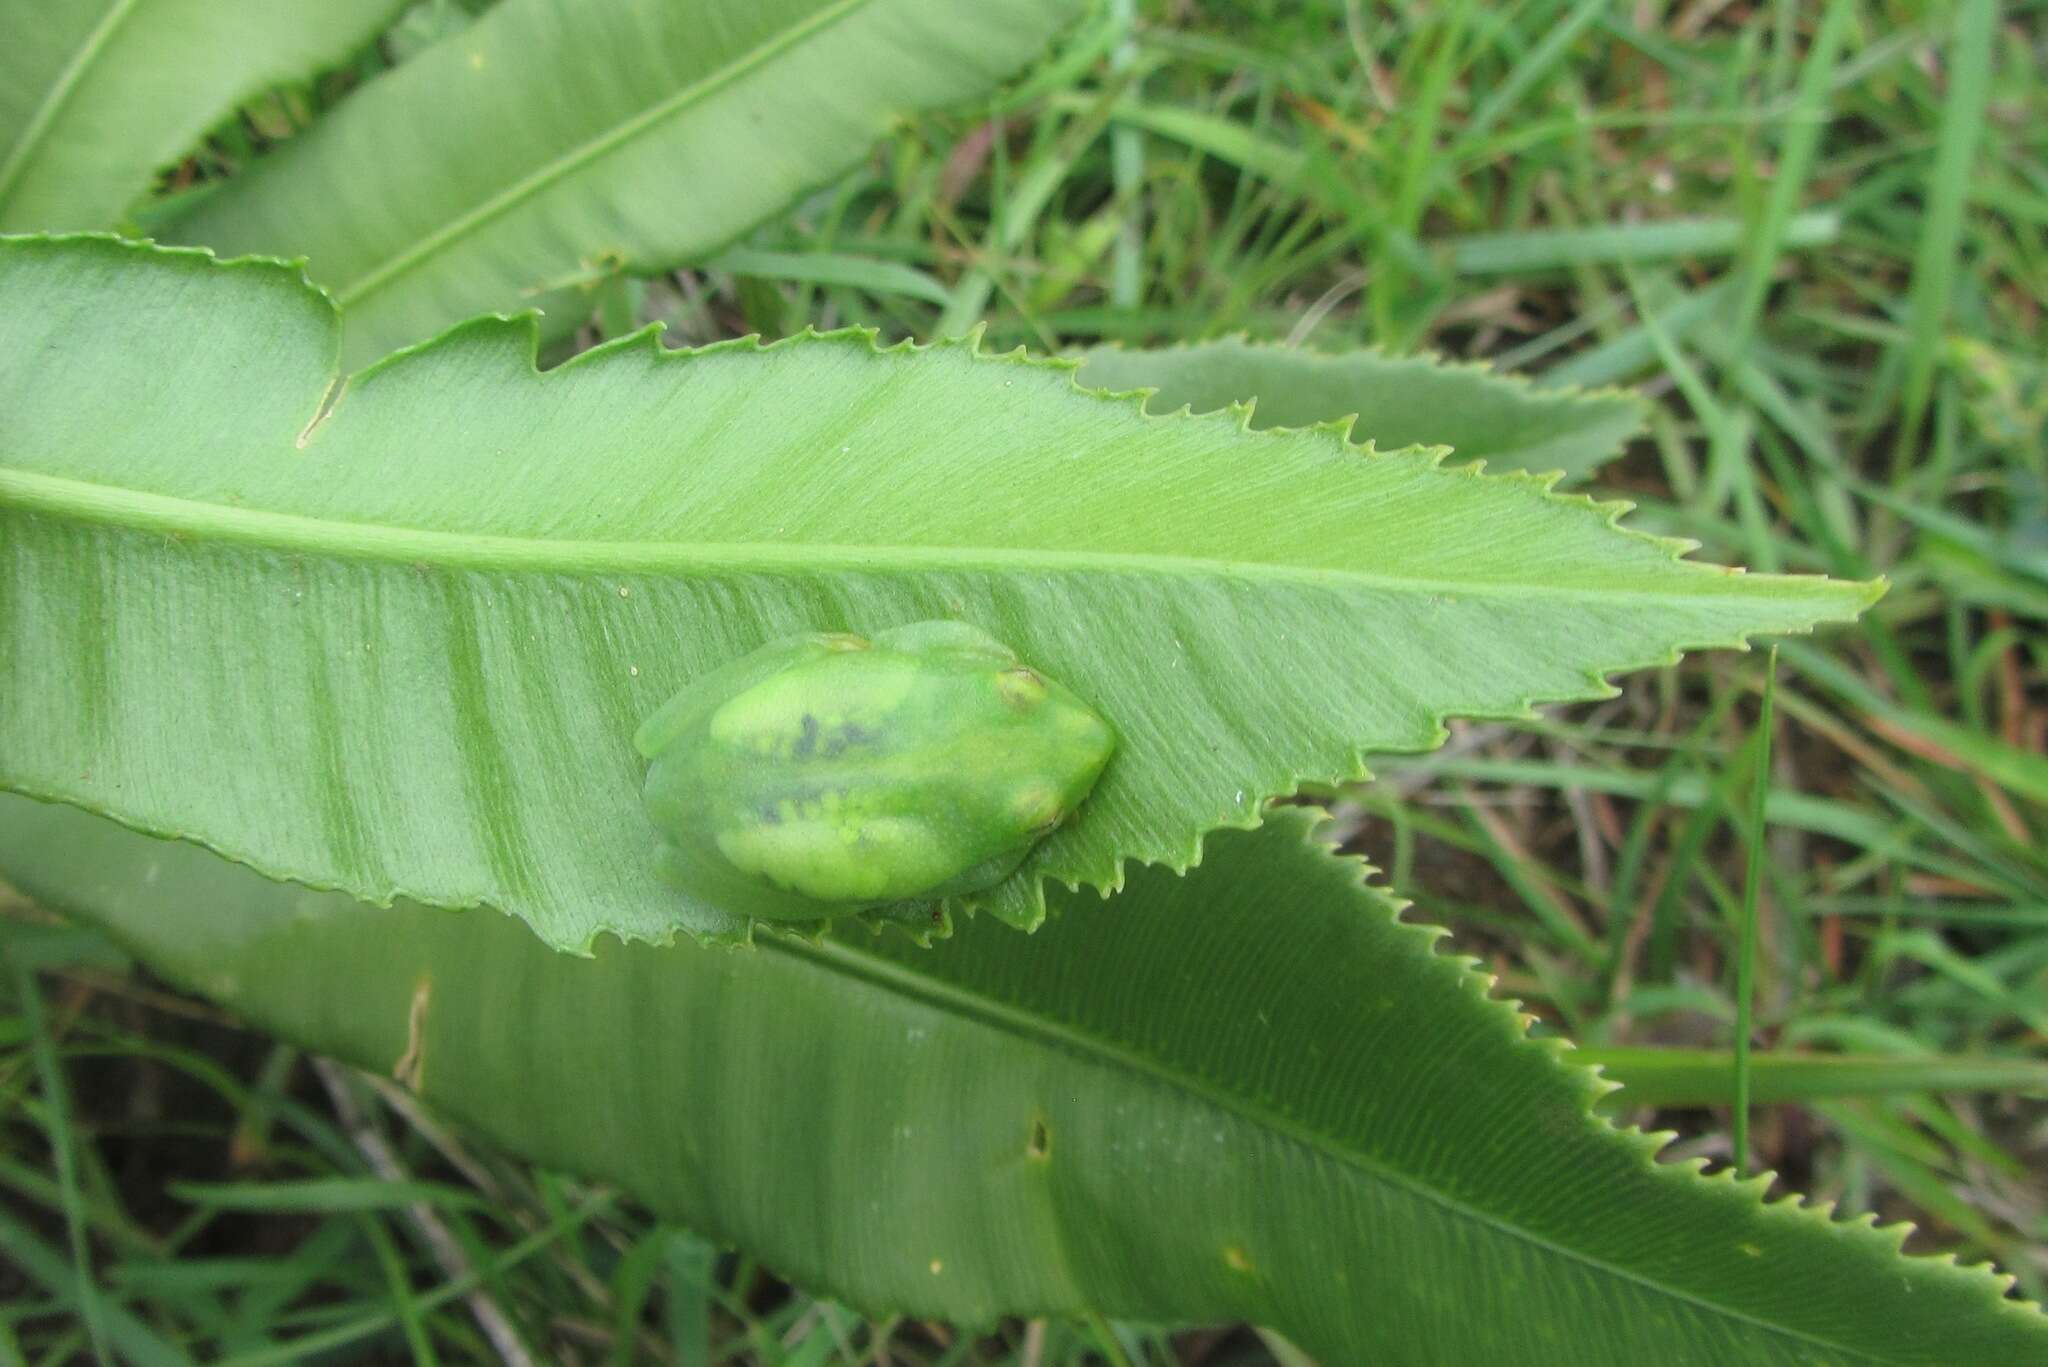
[
  {"left": 0, "top": 234, "right": 1884, "bottom": 955},
  {"left": 1077, "top": 330, "right": 1654, "bottom": 475},
  {"left": 721, "top": 813, "right": 2048, "bottom": 1355}
]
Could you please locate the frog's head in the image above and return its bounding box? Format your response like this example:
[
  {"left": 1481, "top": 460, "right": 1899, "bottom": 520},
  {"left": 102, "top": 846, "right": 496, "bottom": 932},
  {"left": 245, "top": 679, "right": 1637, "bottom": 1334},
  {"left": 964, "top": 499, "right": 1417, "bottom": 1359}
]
[{"left": 983, "top": 665, "right": 1117, "bottom": 840}]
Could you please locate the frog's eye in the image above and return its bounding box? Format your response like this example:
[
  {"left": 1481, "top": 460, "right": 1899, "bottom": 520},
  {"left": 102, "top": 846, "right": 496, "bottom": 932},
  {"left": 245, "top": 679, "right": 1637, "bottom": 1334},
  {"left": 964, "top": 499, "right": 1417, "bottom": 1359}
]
[
  {"left": 996, "top": 667, "right": 1049, "bottom": 711},
  {"left": 1011, "top": 782, "right": 1064, "bottom": 837}
]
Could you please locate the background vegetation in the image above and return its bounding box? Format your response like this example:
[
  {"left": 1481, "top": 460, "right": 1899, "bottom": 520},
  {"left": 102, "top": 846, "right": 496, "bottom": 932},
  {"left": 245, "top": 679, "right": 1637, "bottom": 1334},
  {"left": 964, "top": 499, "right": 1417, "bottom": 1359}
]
[{"left": 4, "top": 0, "right": 2044, "bottom": 1361}]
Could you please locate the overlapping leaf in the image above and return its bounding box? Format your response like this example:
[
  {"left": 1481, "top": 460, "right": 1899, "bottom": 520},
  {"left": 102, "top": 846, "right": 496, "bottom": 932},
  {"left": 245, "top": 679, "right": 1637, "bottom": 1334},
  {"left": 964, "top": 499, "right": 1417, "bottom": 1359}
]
[
  {"left": 0, "top": 0, "right": 402, "bottom": 231},
  {"left": 4, "top": 795, "right": 2040, "bottom": 1364},
  {"left": 162, "top": 0, "right": 1089, "bottom": 365},
  {"left": 0, "top": 236, "right": 1878, "bottom": 949},
  {"left": 1078, "top": 337, "right": 1647, "bottom": 478}
]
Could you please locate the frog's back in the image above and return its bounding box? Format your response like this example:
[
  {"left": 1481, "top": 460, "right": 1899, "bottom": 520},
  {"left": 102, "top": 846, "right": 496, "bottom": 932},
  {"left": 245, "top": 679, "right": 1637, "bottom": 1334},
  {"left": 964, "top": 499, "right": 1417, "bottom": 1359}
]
[{"left": 638, "top": 621, "right": 1115, "bottom": 921}]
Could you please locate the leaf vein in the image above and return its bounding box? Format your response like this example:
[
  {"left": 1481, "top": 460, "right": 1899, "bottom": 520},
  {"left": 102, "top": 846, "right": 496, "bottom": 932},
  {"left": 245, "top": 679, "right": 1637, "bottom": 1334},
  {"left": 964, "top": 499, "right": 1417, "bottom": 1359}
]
[
  {"left": 0, "top": 0, "right": 145, "bottom": 212},
  {"left": 332, "top": 0, "right": 875, "bottom": 307},
  {"left": 785, "top": 934, "right": 1916, "bottom": 1365},
  {"left": 0, "top": 467, "right": 1812, "bottom": 608}
]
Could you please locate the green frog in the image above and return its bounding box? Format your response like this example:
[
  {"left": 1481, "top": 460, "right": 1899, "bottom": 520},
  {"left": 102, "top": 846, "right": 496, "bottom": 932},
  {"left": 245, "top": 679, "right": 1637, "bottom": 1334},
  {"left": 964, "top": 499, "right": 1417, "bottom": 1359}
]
[{"left": 635, "top": 620, "right": 1115, "bottom": 922}]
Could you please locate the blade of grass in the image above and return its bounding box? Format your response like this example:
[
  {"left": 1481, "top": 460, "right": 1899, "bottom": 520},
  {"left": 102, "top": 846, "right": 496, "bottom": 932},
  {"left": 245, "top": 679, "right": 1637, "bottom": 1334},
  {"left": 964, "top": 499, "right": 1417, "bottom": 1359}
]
[
  {"left": 700, "top": 247, "right": 952, "bottom": 307},
  {"left": 1458, "top": 792, "right": 1604, "bottom": 964},
  {"left": 664, "top": 1230, "right": 715, "bottom": 1367},
  {"left": 1108, "top": 0, "right": 1144, "bottom": 310},
  {"left": 1374, "top": 0, "right": 1477, "bottom": 345},
  {"left": 1722, "top": 0, "right": 1854, "bottom": 369},
  {"left": 8, "top": 959, "right": 110, "bottom": 1365},
  {"left": 1459, "top": 0, "right": 1608, "bottom": 145},
  {"left": 0, "top": 1207, "right": 190, "bottom": 1367},
  {"left": 1444, "top": 210, "right": 1839, "bottom": 274},
  {"left": 212, "top": 1219, "right": 363, "bottom": 1357},
  {"left": 1780, "top": 641, "right": 2048, "bottom": 806},
  {"left": 168, "top": 1178, "right": 492, "bottom": 1215},
  {"left": 1540, "top": 276, "right": 1738, "bottom": 389},
  {"left": 991, "top": 5, "right": 1126, "bottom": 115},
  {"left": 1734, "top": 647, "right": 1778, "bottom": 1176},
  {"left": 213, "top": 1194, "right": 614, "bottom": 1367},
  {"left": 1583, "top": 1047, "right": 2048, "bottom": 1108},
  {"left": 1589, "top": 1049, "right": 2048, "bottom": 1114},
  {"left": 357, "top": 1215, "right": 438, "bottom": 1366},
  {"left": 937, "top": 84, "right": 1125, "bottom": 336},
  {"left": 1057, "top": 96, "right": 1310, "bottom": 187},
  {"left": 1890, "top": 0, "right": 1998, "bottom": 476}
]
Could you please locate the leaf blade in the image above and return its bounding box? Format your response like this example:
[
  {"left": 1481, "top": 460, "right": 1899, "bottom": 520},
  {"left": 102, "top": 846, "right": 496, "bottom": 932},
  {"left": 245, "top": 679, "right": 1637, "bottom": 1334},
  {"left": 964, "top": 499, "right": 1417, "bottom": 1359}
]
[
  {"left": 3, "top": 796, "right": 2041, "bottom": 1364},
  {"left": 163, "top": 0, "right": 1088, "bottom": 364},
  {"left": 0, "top": 0, "right": 403, "bottom": 231},
  {"left": 0, "top": 236, "right": 1880, "bottom": 948},
  {"left": 1077, "top": 337, "right": 1649, "bottom": 478}
]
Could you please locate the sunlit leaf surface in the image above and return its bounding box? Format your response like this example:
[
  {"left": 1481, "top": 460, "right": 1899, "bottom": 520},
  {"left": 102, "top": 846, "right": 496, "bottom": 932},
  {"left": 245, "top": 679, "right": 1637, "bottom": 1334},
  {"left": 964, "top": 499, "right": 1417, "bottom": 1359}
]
[
  {"left": 0, "top": 236, "right": 1877, "bottom": 947},
  {"left": 2, "top": 797, "right": 2039, "bottom": 1365}
]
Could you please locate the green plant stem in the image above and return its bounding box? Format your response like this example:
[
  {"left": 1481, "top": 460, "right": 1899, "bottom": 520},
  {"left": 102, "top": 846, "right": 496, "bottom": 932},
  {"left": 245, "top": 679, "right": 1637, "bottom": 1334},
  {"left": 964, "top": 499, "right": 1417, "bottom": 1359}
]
[{"left": 1734, "top": 647, "right": 1778, "bottom": 1176}]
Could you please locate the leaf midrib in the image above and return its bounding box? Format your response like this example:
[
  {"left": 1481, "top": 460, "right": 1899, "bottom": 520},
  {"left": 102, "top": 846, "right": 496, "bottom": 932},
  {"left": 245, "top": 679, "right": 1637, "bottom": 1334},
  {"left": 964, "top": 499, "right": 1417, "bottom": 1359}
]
[
  {"left": 783, "top": 932, "right": 1913, "bottom": 1365},
  {"left": 331, "top": 0, "right": 874, "bottom": 307},
  {"left": 0, "top": 466, "right": 1816, "bottom": 608},
  {"left": 0, "top": 0, "right": 144, "bottom": 212}
]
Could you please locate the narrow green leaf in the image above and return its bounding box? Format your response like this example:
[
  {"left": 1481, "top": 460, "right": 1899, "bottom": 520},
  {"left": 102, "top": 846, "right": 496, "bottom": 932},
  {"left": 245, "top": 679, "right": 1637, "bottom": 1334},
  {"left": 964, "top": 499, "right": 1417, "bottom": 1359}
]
[
  {"left": 9, "top": 958, "right": 109, "bottom": 1363},
  {"left": 1368, "top": 755, "right": 1896, "bottom": 849},
  {"left": 1721, "top": 0, "right": 1853, "bottom": 367},
  {"left": 211, "top": 1192, "right": 613, "bottom": 1367},
  {"left": 0, "top": 1205, "right": 191, "bottom": 1367},
  {"left": 0, "top": 235, "right": 1881, "bottom": 949},
  {"left": 1781, "top": 641, "right": 2048, "bottom": 806},
  {"left": 1583, "top": 1047, "right": 2048, "bottom": 1109},
  {"left": 164, "top": 0, "right": 1089, "bottom": 364},
  {"left": 108, "top": 1258, "right": 332, "bottom": 1297},
  {"left": 1445, "top": 210, "right": 1840, "bottom": 274},
  {"left": 0, "top": 0, "right": 403, "bottom": 231},
  {"left": 357, "top": 1216, "right": 435, "bottom": 1365},
  {"left": 1892, "top": 0, "right": 1998, "bottom": 465},
  {"left": 167, "top": 1177, "right": 488, "bottom": 1215},
  {"left": 1733, "top": 647, "right": 1776, "bottom": 1175},
  {"left": 936, "top": 92, "right": 1124, "bottom": 339},
  {"left": 1077, "top": 337, "right": 1648, "bottom": 478},
  {"left": 1078, "top": 97, "right": 1309, "bottom": 188},
  {"left": 1105, "top": 0, "right": 1143, "bottom": 311},
  {"left": 1540, "top": 275, "right": 1738, "bottom": 391},
  {"left": 5, "top": 797, "right": 2044, "bottom": 1364},
  {"left": 1457, "top": 0, "right": 1610, "bottom": 144},
  {"left": 700, "top": 246, "right": 952, "bottom": 306}
]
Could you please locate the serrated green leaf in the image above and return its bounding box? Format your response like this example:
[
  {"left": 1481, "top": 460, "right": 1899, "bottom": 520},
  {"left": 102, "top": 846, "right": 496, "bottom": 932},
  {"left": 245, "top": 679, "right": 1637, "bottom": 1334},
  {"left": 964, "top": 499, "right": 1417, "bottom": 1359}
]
[
  {"left": 1077, "top": 337, "right": 1647, "bottom": 478},
  {"left": 0, "top": 0, "right": 404, "bottom": 232},
  {"left": 161, "top": 0, "right": 1088, "bottom": 365},
  {"left": 0, "top": 235, "right": 1880, "bottom": 950},
  {"left": 3, "top": 795, "right": 2042, "bottom": 1364}
]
